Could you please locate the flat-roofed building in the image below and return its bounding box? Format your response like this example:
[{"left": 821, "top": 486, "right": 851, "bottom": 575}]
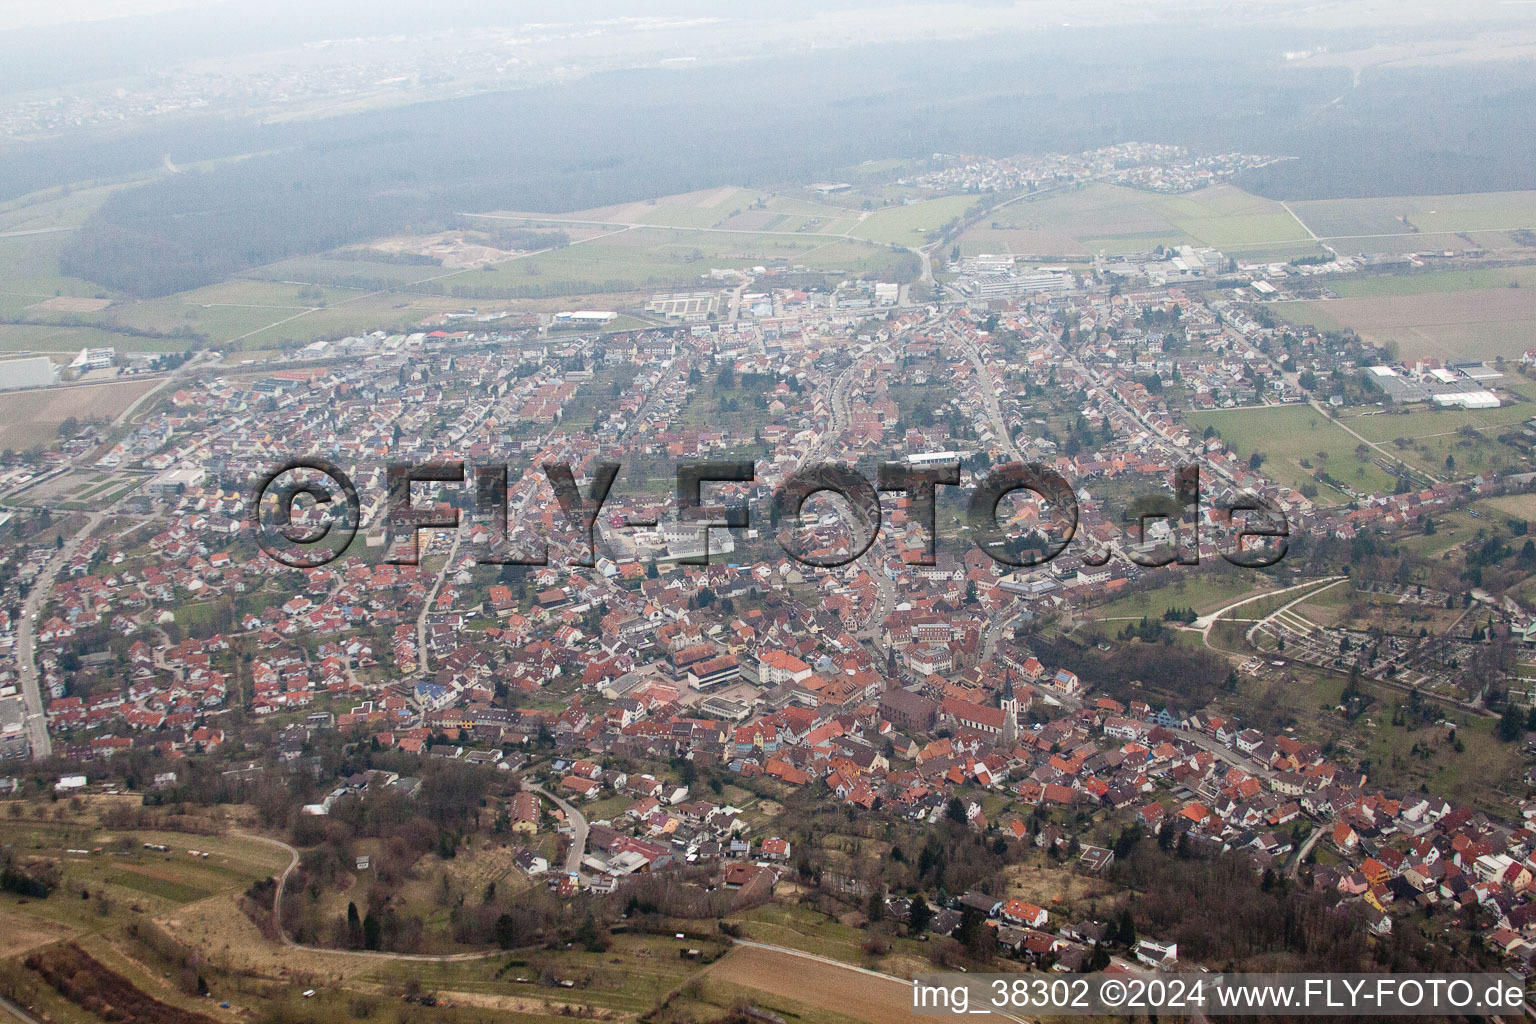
[{"left": 0, "top": 356, "right": 57, "bottom": 391}]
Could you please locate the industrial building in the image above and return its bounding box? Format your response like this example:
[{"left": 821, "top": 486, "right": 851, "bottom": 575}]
[
  {"left": 0, "top": 695, "right": 30, "bottom": 761},
  {"left": 69, "top": 347, "right": 116, "bottom": 371},
  {"left": 0, "top": 355, "right": 58, "bottom": 391}
]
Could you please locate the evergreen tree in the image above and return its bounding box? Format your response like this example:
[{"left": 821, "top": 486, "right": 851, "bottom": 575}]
[
  {"left": 346, "top": 901, "right": 364, "bottom": 949},
  {"left": 1115, "top": 907, "right": 1137, "bottom": 946},
  {"left": 909, "top": 894, "right": 933, "bottom": 934},
  {"left": 1499, "top": 702, "right": 1525, "bottom": 743}
]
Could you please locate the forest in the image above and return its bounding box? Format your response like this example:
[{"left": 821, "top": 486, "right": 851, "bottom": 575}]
[{"left": 43, "top": 29, "right": 1536, "bottom": 298}]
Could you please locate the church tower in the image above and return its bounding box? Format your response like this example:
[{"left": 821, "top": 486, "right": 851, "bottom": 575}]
[{"left": 999, "top": 669, "right": 1019, "bottom": 746}]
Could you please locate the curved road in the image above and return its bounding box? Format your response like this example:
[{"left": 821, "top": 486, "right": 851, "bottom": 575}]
[
  {"left": 1242, "top": 577, "right": 1348, "bottom": 647},
  {"left": 1288, "top": 825, "right": 1324, "bottom": 880},
  {"left": 1192, "top": 576, "right": 1346, "bottom": 632},
  {"left": 524, "top": 781, "right": 588, "bottom": 876},
  {"left": 259, "top": 833, "right": 505, "bottom": 962}
]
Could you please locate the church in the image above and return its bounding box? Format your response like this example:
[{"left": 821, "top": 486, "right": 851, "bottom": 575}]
[{"left": 936, "top": 672, "right": 1022, "bottom": 746}]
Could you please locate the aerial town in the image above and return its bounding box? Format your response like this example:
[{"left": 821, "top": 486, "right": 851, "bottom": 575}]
[
  {"left": 4, "top": 152, "right": 1536, "bottom": 1013},
  {"left": 1, "top": 3, "right": 1536, "bottom": 1020}
]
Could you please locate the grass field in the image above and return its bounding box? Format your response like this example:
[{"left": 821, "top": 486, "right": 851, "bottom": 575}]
[
  {"left": 0, "top": 231, "right": 110, "bottom": 309},
  {"left": 1090, "top": 571, "right": 1269, "bottom": 621},
  {"left": 494, "top": 186, "right": 866, "bottom": 236},
  {"left": 850, "top": 195, "right": 979, "bottom": 246},
  {"left": 1356, "top": 711, "right": 1521, "bottom": 816},
  {"left": 516, "top": 184, "right": 872, "bottom": 233},
  {"left": 0, "top": 814, "right": 290, "bottom": 966},
  {"left": 1327, "top": 265, "right": 1536, "bottom": 298},
  {"left": 0, "top": 322, "right": 151, "bottom": 353},
  {"left": 951, "top": 222, "right": 1088, "bottom": 258},
  {"left": 1188, "top": 405, "right": 1400, "bottom": 500},
  {"left": 1288, "top": 190, "right": 1536, "bottom": 239},
  {"left": 961, "top": 183, "right": 1318, "bottom": 258},
  {"left": 1484, "top": 493, "right": 1536, "bottom": 521},
  {"left": 725, "top": 902, "right": 876, "bottom": 963},
  {"left": 1335, "top": 402, "right": 1532, "bottom": 478},
  {"left": 0, "top": 180, "right": 878, "bottom": 356},
  {"left": 1220, "top": 653, "right": 1518, "bottom": 812}
]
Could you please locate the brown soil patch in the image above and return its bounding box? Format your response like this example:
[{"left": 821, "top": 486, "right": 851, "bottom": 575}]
[
  {"left": 0, "top": 378, "right": 158, "bottom": 448},
  {"left": 1304, "top": 288, "right": 1536, "bottom": 360},
  {"left": 1002, "top": 860, "right": 1116, "bottom": 914},
  {"left": 439, "top": 989, "right": 630, "bottom": 1019},
  {"left": 30, "top": 296, "right": 112, "bottom": 312},
  {"left": 708, "top": 945, "right": 1014, "bottom": 1024},
  {"left": 159, "top": 892, "right": 378, "bottom": 982},
  {"left": 370, "top": 231, "right": 510, "bottom": 268},
  {"left": 0, "top": 904, "right": 77, "bottom": 958}
]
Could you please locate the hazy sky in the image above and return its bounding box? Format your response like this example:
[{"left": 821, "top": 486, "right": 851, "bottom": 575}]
[{"left": 0, "top": 0, "right": 214, "bottom": 30}]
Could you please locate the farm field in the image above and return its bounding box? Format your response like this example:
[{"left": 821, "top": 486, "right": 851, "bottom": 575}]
[
  {"left": 1188, "top": 404, "right": 1401, "bottom": 500},
  {"left": 0, "top": 184, "right": 126, "bottom": 236},
  {"left": 707, "top": 944, "right": 1019, "bottom": 1024},
  {"left": 114, "top": 288, "right": 465, "bottom": 347},
  {"left": 0, "top": 322, "right": 147, "bottom": 354},
  {"left": 0, "top": 230, "right": 115, "bottom": 312},
  {"left": 1327, "top": 265, "right": 1536, "bottom": 297},
  {"left": 1288, "top": 190, "right": 1536, "bottom": 239},
  {"left": 1286, "top": 287, "right": 1536, "bottom": 362},
  {"left": 0, "top": 377, "right": 160, "bottom": 449},
  {"left": 0, "top": 180, "right": 897, "bottom": 359},
  {"left": 850, "top": 194, "right": 979, "bottom": 246},
  {"left": 952, "top": 222, "right": 1088, "bottom": 258},
  {"left": 967, "top": 183, "right": 1317, "bottom": 258},
  {"left": 243, "top": 253, "right": 448, "bottom": 287}
]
